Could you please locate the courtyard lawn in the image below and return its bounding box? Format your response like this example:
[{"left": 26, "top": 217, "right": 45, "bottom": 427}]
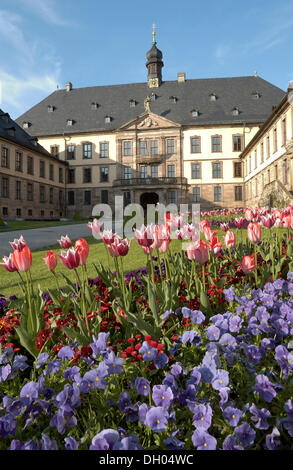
[
  {"left": 0, "top": 226, "right": 288, "bottom": 299},
  {"left": 0, "top": 237, "right": 183, "bottom": 299}
]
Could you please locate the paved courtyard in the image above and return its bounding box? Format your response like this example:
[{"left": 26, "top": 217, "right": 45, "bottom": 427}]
[{"left": 0, "top": 223, "right": 91, "bottom": 258}]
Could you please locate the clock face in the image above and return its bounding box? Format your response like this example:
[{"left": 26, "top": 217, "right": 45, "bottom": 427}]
[{"left": 148, "top": 78, "right": 159, "bottom": 88}]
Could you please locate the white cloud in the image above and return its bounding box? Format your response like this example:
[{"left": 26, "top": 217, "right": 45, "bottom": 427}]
[
  {"left": 17, "top": 0, "right": 73, "bottom": 26},
  {"left": 0, "top": 69, "right": 60, "bottom": 118},
  {"left": 0, "top": 7, "right": 63, "bottom": 117}
]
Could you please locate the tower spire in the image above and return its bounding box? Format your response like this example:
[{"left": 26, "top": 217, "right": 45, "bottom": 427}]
[{"left": 152, "top": 23, "right": 156, "bottom": 45}]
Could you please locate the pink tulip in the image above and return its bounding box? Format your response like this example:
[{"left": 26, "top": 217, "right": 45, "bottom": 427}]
[
  {"left": 174, "top": 229, "right": 185, "bottom": 240},
  {"left": 261, "top": 215, "right": 275, "bottom": 228},
  {"left": 57, "top": 235, "right": 72, "bottom": 249},
  {"left": 100, "top": 230, "right": 115, "bottom": 245},
  {"left": 239, "top": 254, "right": 257, "bottom": 274},
  {"left": 74, "top": 238, "right": 89, "bottom": 265},
  {"left": 183, "top": 224, "right": 199, "bottom": 242},
  {"left": 9, "top": 235, "right": 27, "bottom": 251},
  {"left": 203, "top": 225, "right": 215, "bottom": 241},
  {"left": 134, "top": 225, "right": 154, "bottom": 248},
  {"left": 13, "top": 246, "right": 32, "bottom": 272},
  {"left": 245, "top": 208, "right": 254, "bottom": 221},
  {"left": 220, "top": 223, "right": 229, "bottom": 232},
  {"left": 59, "top": 247, "right": 80, "bottom": 269},
  {"left": 171, "top": 214, "right": 184, "bottom": 229},
  {"left": 158, "top": 239, "right": 171, "bottom": 253},
  {"left": 274, "top": 218, "right": 283, "bottom": 228},
  {"left": 224, "top": 231, "right": 236, "bottom": 249},
  {"left": 234, "top": 217, "right": 245, "bottom": 228},
  {"left": 247, "top": 222, "right": 262, "bottom": 243},
  {"left": 199, "top": 219, "right": 210, "bottom": 232},
  {"left": 43, "top": 251, "right": 58, "bottom": 271},
  {"left": 186, "top": 240, "right": 209, "bottom": 263},
  {"left": 88, "top": 218, "right": 102, "bottom": 238},
  {"left": 0, "top": 254, "right": 18, "bottom": 272},
  {"left": 107, "top": 236, "right": 130, "bottom": 257},
  {"left": 282, "top": 215, "right": 292, "bottom": 228}
]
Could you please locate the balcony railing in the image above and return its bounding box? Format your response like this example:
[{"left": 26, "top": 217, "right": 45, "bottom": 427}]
[{"left": 113, "top": 177, "right": 188, "bottom": 187}]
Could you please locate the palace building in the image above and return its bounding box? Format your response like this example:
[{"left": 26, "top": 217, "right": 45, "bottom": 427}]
[
  {"left": 0, "top": 109, "right": 67, "bottom": 220},
  {"left": 13, "top": 33, "right": 290, "bottom": 218}
]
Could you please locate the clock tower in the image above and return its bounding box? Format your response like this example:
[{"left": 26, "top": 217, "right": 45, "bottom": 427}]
[{"left": 146, "top": 25, "right": 164, "bottom": 88}]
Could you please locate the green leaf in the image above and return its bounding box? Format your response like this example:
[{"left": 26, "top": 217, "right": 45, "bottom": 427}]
[
  {"left": 63, "top": 326, "right": 91, "bottom": 346},
  {"left": 15, "top": 326, "right": 38, "bottom": 359}
]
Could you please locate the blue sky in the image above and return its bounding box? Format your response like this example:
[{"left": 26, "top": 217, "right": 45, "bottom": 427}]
[{"left": 1, "top": 0, "right": 293, "bottom": 119}]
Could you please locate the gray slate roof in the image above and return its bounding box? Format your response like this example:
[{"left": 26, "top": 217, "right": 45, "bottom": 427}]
[
  {"left": 15, "top": 76, "right": 285, "bottom": 137},
  {"left": 0, "top": 109, "right": 51, "bottom": 156}
]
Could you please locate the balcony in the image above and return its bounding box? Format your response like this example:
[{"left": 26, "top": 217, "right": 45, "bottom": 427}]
[
  {"left": 135, "top": 154, "right": 164, "bottom": 164},
  {"left": 113, "top": 177, "right": 188, "bottom": 187}
]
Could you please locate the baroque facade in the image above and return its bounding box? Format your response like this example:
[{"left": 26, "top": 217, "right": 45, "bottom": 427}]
[
  {"left": 15, "top": 36, "right": 287, "bottom": 218},
  {"left": 241, "top": 83, "right": 293, "bottom": 207}
]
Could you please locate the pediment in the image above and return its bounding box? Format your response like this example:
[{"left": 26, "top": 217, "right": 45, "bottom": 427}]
[{"left": 117, "top": 111, "right": 181, "bottom": 132}]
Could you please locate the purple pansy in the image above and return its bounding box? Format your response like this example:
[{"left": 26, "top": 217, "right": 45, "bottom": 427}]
[
  {"left": 192, "top": 404, "right": 213, "bottom": 430},
  {"left": 222, "top": 406, "right": 243, "bottom": 427},
  {"left": 135, "top": 377, "right": 150, "bottom": 396},
  {"left": 152, "top": 385, "right": 173, "bottom": 409},
  {"left": 234, "top": 422, "right": 256, "bottom": 447},
  {"left": 145, "top": 406, "right": 169, "bottom": 433},
  {"left": 192, "top": 429, "right": 217, "bottom": 450}
]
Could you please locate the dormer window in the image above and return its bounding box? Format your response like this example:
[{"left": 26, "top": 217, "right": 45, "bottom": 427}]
[
  {"left": 29, "top": 137, "right": 38, "bottom": 146},
  {"left": 150, "top": 93, "right": 156, "bottom": 101},
  {"left": 209, "top": 93, "right": 217, "bottom": 101},
  {"left": 105, "top": 116, "right": 112, "bottom": 123},
  {"left": 252, "top": 91, "right": 260, "bottom": 99},
  {"left": 91, "top": 102, "right": 99, "bottom": 110},
  {"left": 169, "top": 96, "right": 177, "bottom": 103},
  {"left": 22, "top": 121, "right": 30, "bottom": 129},
  {"left": 129, "top": 99, "right": 136, "bottom": 108},
  {"left": 232, "top": 107, "right": 240, "bottom": 116},
  {"left": 48, "top": 105, "right": 55, "bottom": 112},
  {"left": 67, "top": 119, "right": 74, "bottom": 126},
  {"left": 6, "top": 127, "right": 15, "bottom": 137},
  {"left": 191, "top": 109, "right": 200, "bottom": 118}
]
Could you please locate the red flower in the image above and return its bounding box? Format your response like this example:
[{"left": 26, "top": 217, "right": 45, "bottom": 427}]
[
  {"left": 43, "top": 251, "right": 58, "bottom": 271},
  {"left": 13, "top": 246, "right": 32, "bottom": 272}
]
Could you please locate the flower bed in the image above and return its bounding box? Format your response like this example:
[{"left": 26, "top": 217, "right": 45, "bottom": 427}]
[{"left": 0, "top": 206, "right": 293, "bottom": 450}]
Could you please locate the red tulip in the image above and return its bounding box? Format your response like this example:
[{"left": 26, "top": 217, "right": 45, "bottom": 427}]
[
  {"left": 59, "top": 247, "right": 80, "bottom": 269},
  {"left": 224, "top": 231, "right": 236, "bottom": 249},
  {"left": 74, "top": 238, "right": 89, "bottom": 265},
  {"left": 13, "top": 245, "right": 32, "bottom": 272},
  {"left": 247, "top": 222, "right": 262, "bottom": 243},
  {"left": 43, "top": 251, "right": 58, "bottom": 271},
  {"left": 0, "top": 254, "right": 17, "bottom": 272},
  {"left": 239, "top": 254, "right": 257, "bottom": 274},
  {"left": 209, "top": 234, "right": 222, "bottom": 254}
]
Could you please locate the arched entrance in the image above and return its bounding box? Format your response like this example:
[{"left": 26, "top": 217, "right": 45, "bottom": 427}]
[{"left": 140, "top": 192, "right": 159, "bottom": 211}]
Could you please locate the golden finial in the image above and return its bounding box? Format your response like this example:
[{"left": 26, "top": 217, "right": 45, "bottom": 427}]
[{"left": 152, "top": 23, "right": 156, "bottom": 45}]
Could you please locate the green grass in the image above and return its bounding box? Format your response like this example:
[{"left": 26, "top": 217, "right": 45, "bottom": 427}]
[
  {"left": 0, "top": 227, "right": 288, "bottom": 299},
  {"left": 0, "top": 219, "right": 88, "bottom": 232},
  {"left": 0, "top": 237, "right": 182, "bottom": 299}
]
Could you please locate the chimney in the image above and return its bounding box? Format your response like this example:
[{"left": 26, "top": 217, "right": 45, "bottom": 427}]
[
  {"left": 288, "top": 80, "right": 293, "bottom": 105},
  {"left": 66, "top": 81, "right": 72, "bottom": 92},
  {"left": 177, "top": 72, "right": 186, "bottom": 83}
]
